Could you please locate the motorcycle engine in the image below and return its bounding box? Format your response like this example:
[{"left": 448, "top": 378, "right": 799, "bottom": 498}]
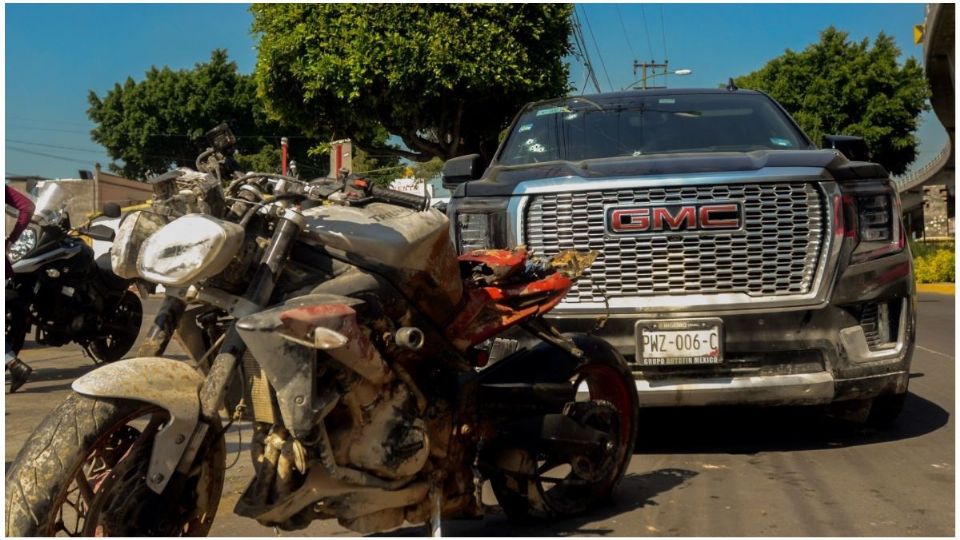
[{"left": 327, "top": 377, "right": 429, "bottom": 480}]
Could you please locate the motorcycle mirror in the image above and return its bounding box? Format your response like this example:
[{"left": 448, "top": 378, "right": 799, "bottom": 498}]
[
  {"left": 102, "top": 202, "right": 121, "bottom": 218},
  {"left": 85, "top": 224, "right": 116, "bottom": 242}
]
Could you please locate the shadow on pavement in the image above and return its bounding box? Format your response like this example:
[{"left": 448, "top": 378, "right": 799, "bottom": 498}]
[
  {"left": 381, "top": 468, "right": 698, "bottom": 537},
  {"left": 634, "top": 391, "right": 949, "bottom": 455}
]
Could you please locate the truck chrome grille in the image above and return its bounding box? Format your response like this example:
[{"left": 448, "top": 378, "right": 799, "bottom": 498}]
[{"left": 525, "top": 183, "right": 826, "bottom": 302}]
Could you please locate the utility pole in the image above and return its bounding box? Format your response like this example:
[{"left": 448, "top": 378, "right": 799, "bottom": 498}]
[{"left": 632, "top": 60, "right": 670, "bottom": 89}]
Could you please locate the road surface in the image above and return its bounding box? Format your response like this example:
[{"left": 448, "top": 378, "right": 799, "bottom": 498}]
[{"left": 5, "top": 293, "right": 954, "bottom": 536}]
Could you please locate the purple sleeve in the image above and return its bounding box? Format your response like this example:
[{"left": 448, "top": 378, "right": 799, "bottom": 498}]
[{"left": 6, "top": 186, "right": 35, "bottom": 243}]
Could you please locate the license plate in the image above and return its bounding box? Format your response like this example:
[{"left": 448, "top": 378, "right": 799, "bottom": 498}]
[{"left": 636, "top": 319, "right": 723, "bottom": 366}]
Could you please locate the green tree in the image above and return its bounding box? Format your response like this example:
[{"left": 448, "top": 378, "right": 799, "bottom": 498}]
[
  {"left": 734, "top": 27, "right": 929, "bottom": 175},
  {"left": 251, "top": 3, "right": 573, "bottom": 163},
  {"left": 87, "top": 49, "right": 323, "bottom": 178}
]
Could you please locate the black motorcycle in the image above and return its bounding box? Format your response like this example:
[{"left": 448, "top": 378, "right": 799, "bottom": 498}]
[{"left": 6, "top": 183, "right": 143, "bottom": 363}]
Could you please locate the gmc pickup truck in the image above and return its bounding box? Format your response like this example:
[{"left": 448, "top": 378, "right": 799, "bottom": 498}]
[{"left": 444, "top": 88, "right": 916, "bottom": 425}]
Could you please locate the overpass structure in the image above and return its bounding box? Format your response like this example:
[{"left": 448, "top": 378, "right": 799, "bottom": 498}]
[{"left": 898, "top": 3, "right": 954, "bottom": 238}]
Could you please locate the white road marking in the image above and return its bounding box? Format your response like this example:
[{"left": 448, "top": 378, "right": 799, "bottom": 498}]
[{"left": 916, "top": 345, "right": 954, "bottom": 359}]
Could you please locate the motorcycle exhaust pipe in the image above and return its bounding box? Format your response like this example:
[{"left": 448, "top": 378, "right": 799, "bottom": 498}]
[{"left": 394, "top": 327, "right": 424, "bottom": 350}]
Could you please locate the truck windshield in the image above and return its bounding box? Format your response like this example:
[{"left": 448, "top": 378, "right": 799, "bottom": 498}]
[{"left": 498, "top": 93, "right": 810, "bottom": 165}]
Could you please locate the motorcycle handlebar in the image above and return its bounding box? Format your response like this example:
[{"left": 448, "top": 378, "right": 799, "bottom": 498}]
[{"left": 370, "top": 185, "right": 429, "bottom": 211}]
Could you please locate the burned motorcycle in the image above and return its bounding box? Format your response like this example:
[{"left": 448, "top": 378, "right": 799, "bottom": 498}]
[
  {"left": 5, "top": 125, "right": 638, "bottom": 536},
  {"left": 5, "top": 183, "right": 143, "bottom": 363}
]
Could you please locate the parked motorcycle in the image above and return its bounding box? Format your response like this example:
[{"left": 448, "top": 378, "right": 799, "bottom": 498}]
[
  {"left": 5, "top": 183, "right": 143, "bottom": 363},
  {"left": 5, "top": 125, "right": 638, "bottom": 536}
]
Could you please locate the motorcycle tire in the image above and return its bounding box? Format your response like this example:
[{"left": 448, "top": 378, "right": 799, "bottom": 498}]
[
  {"left": 90, "top": 291, "right": 143, "bottom": 363},
  {"left": 5, "top": 393, "right": 225, "bottom": 536},
  {"left": 490, "top": 338, "right": 639, "bottom": 521}
]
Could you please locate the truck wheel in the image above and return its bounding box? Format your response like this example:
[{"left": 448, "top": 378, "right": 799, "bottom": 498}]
[
  {"left": 866, "top": 391, "right": 907, "bottom": 428},
  {"left": 5, "top": 393, "right": 224, "bottom": 536}
]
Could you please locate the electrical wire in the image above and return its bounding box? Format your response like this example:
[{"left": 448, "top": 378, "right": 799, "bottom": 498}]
[
  {"left": 570, "top": 10, "right": 602, "bottom": 94},
  {"left": 6, "top": 145, "right": 95, "bottom": 165},
  {"left": 6, "top": 139, "right": 104, "bottom": 155},
  {"left": 578, "top": 5, "right": 613, "bottom": 92},
  {"left": 615, "top": 5, "right": 638, "bottom": 62},
  {"left": 639, "top": 5, "right": 655, "bottom": 62},
  {"left": 659, "top": 5, "right": 669, "bottom": 62}
]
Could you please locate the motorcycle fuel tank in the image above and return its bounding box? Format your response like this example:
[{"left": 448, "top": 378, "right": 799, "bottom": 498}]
[{"left": 300, "top": 203, "right": 463, "bottom": 323}]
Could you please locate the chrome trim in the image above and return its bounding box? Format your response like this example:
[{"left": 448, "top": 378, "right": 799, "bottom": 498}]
[
  {"left": 839, "top": 298, "right": 909, "bottom": 364},
  {"left": 632, "top": 371, "right": 836, "bottom": 407},
  {"left": 506, "top": 195, "right": 529, "bottom": 246},
  {"left": 517, "top": 177, "right": 843, "bottom": 313},
  {"left": 511, "top": 167, "right": 828, "bottom": 196}
]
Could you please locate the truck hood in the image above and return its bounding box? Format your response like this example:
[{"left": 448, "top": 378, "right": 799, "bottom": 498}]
[{"left": 455, "top": 149, "right": 888, "bottom": 198}]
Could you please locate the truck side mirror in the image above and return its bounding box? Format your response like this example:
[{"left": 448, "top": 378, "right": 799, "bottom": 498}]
[
  {"left": 102, "top": 202, "right": 121, "bottom": 218},
  {"left": 442, "top": 154, "right": 483, "bottom": 187},
  {"left": 824, "top": 135, "right": 870, "bottom": 162}
]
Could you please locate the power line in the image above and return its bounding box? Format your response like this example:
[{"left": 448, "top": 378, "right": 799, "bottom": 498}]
[
  {"left": 578, "top": 5, "right": 613, "bottom": 92},
  {"left": 659, "top": 5, "right": 669, "bottom": 62},
  {"left": 6, "top": 145, "right": 95, "bottom": 165},
  {"left": 570, "top": 9, "right": 603, "bottom": 94},
  {"left": 639, "top": 5, "right": 655, "bottom": 62},
  {"left": 7, "top": 125, "right": 89, "bottom": 135},
  {"left": 615, "top": 5, "right": 638, "bottom": 61},
  {"left": 7, "top": 139, "right": 105, "bottom": 155}
]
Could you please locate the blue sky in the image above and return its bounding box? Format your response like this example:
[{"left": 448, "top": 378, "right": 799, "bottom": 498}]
[{"left": 4, "top": 3, "right": 946, "bottom": 179}]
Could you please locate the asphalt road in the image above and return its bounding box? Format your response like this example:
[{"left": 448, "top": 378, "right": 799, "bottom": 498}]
[{"left": 5, "top": 293, "right": 954, "bottom": 536}]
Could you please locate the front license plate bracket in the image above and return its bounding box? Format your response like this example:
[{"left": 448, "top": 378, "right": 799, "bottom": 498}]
[{"left": 635, "top": 318, "right": 724, "bottom": 366}]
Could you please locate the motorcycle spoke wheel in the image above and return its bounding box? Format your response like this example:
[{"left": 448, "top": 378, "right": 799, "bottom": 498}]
[{"left": 5, "top": 394, "right": 225, "bottom": 537}]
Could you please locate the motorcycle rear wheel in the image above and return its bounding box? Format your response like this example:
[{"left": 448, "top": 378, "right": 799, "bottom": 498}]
[
  {"left": 490, "top": 344, "right": 639, "bottom": 521},
  {"left": 89, "top": 291, "right": 143, "bottom": 363},
  {"left": 5, "top": 393, "right": 224, "bottom": 536}
]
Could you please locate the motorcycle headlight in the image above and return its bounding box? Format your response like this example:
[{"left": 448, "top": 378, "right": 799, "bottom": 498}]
[
  {"left": 137, "top": 214, "right": 245, "bottom": 287},
  {"left": 8, "top": 228, "right": 37, "bottom": 262},
  {"left": 111, "top": 211, "right": 169, "bottom": 279}
]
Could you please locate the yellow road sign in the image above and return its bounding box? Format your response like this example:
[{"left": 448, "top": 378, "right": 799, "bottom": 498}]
[{"left": 914, "top": 24, "right": 924, "bottom": 44}]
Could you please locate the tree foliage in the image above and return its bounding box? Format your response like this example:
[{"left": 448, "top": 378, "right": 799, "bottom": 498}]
[
  {"left": 251, "top": 4, "right": 574, "bottom": 163},
  {"left": 87, "top": 50, "right": 323, "bottom": 178},
  {"left": 734, "top": 27, "right": 929, "bottom": 175}
]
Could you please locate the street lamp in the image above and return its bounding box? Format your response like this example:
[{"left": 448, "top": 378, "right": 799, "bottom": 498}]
[{"left": 625, "top": 68, "right": 693, "bottom": 90}]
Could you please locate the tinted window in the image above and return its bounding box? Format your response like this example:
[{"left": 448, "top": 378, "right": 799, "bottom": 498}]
[{"left": 498, "top": 93, "right": 809, "bottom": 165}]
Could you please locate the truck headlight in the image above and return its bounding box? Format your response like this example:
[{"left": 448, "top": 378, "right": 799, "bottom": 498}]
[
  {"left": 841, "top": 180, "right": 905, "bottom": 263},
  {"left": 137, "top": 214, "right": 245, "bottom": 287},
  {"left": 8, "top": 228, "right": 36, "bottom": 262},
  {"left": 447, "top": 197, "right": 510, "bottom": 254}
]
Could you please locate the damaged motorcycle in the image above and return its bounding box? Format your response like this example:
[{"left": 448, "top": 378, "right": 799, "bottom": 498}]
[{"left": 5, "top": 124, "right": 638, "bottom": 536}]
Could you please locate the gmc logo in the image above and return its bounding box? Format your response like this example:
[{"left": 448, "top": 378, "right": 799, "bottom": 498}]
[{"left": 606, "top": 203, "right": 742, "bottom": 234}]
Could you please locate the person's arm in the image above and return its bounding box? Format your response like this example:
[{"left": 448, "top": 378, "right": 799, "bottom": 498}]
[{"left": 6, "top": 186, "right": 35, "bottom": 246}]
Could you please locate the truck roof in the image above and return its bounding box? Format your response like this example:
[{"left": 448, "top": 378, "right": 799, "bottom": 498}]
[{"left": 527, "top": 88, "right": 765, "bottom": 108}]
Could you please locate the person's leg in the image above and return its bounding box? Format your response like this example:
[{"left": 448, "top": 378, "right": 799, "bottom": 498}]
[{"left": 6, "top": 341, "right": 31, "bottom": 393}]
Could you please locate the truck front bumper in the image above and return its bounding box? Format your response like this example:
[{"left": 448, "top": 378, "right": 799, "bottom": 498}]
[{"left": 548, "top": 287, "right": 916, "bottom": 407}]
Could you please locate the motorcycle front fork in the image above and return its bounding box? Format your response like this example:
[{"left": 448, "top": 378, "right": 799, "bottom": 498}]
[{"left": 139, "top": 209, "right": 304, "bottom": 425}]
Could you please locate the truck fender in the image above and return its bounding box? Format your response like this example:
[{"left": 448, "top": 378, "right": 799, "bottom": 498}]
[{"left": 71, "top": 357, "right": 203, "bottom": 494}]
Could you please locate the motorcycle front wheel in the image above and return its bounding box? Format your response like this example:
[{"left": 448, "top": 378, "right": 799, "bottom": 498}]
[
  {"left": 5, "top": 393, "right": 224, "bottom": 536},
  {"left": 89, "top": 290, "right": 143, "bottom": 363},
  {"left": 490, "top": 339, "right": 639, "bottom": 521}
]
